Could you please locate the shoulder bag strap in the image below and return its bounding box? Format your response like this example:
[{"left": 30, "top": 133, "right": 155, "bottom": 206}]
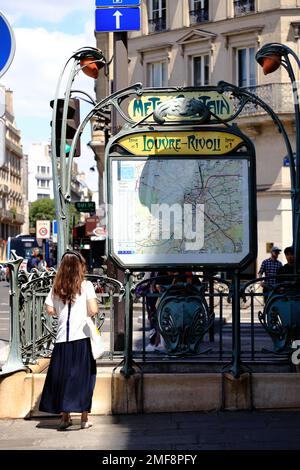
[{"left": 66, "top": 301, "right": 71, "bottom": 342}]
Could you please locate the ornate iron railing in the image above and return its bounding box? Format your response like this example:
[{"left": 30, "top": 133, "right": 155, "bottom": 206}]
[
  {"left": 148, "top": 17, "right": 166, "bottom": 33},
  {"left": 19, "top": 268, "right": 57, "bottom": 364},
  {"left": 0, "top": 254, "right": 124, "bottom": 376},
  {"left": 189, "top": 7, "right": 209, "bottom": 25},
  {"left": 1, "top": 256, "right": 299, "bottom": 378},
  {"left": 131, "top": 273, "right": 299, "bottom": 375},
  {"left": 234, "top": 0, "right": 255, "bottom": 16},
  {"left": 223, "top": 83, "right": 295, "bottom": 117}
]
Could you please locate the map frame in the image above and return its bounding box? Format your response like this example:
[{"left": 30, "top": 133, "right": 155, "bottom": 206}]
[{"left": 106, "top": 126, "right": 257, "bottom": 272}]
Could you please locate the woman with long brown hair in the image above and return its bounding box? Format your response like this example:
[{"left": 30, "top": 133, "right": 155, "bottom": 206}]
[{"left": 39, "top": 250, "right": 98, "bottom": 430}]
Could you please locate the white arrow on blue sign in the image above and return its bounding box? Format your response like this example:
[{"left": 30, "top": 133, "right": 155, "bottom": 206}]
[
  {"left": 0, "top": 13, "right": 15, "bottom": 79},
  {"left": 96, "top": 0, "right": 140, "bottom": 6},
  {"left": 95, "top": 7, "right": 140, "bottom": 32}
]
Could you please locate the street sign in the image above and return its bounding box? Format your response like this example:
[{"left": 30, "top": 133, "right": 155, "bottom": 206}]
[
  {"left": 95, "top": 7, "right": 140, "bottom": 32},
  {"left": 117, "top": 131, "right": 244, "bottom": 156},
  {"left": 96, "top": 0, "right": 140, "bottom": 5},
  {"left": 52, "top": 219, "right": 57, "bottom": 243},
  {"left": 36, "top": 220, "right": 51, "bottom": 239},
  {"left": 75, "top": 201, "right": 96, "bottom": 213},
  {"left": 128, "top": 91, "right": 234, "bottom": 123},
  {"left": 0, "top": 13, "right": 16, "bottom": 79},
  {"left": 107, "top": 125, "right": 257, "bottom": 270}
]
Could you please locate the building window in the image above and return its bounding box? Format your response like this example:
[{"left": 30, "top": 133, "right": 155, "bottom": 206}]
[
  {"left": 41, "top": 166, "right": 46, "bottom": 174},
  {"left": 193, "top": 55, "right": 210, "bottom": 86},
  {"left": 37, "top": 194, "right": 49, "bottom": 199},
  {"left": 189, "top": 0, "right": 209, "bottom": 25},
  {"left": 147, "top": 61, "right": 167, "bottom": 87},
  {"left": 148, "top": 0, "right": 166, "bottom": 33},
  {"left": 234, "top": 0, "right": 255, "bottom": 16},
  {"left": 236, "top": 47, "right": 256, "bottom": 88}
]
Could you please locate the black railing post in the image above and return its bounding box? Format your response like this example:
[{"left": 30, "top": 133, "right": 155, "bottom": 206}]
[
  {"left": 230, "top": 270, "right": 242, "bottom": 377},
  {"left": 121, "top": 270, "right": 134, "bottom": 378},
  {"left": 208, "top": 275, "right": 215, "bottom": 342}
]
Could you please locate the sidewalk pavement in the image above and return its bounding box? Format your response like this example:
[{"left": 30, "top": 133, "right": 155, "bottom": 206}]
[{"left": 1, "top": 410, "right": 300, "bottom": 450}]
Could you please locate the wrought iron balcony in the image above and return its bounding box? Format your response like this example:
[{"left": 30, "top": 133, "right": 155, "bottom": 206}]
[
  {"left": 189, "top": 7, "right": 209, "bottom": 25},
  {"left": 233, "top": 83, "right": 294, "bottom": 117},
  {"left": 0, "top": 208, "right": 23, "bottom": 224},
  {"left": 35, "top": 173, "right": 52, "bottom": 180},
  {"left": 234, "top": 0, "right": 255, "bottom": 16},
  {"left": 14, "top": 212, "right": 25, "bottom": 224},
  {"left": 148, "top": 16, "right": 166, "bottom": 33}
]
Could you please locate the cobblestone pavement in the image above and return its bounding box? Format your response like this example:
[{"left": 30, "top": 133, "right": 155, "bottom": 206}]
[{"left": 0, "top": 410, "right": 300, "bottom": 451}]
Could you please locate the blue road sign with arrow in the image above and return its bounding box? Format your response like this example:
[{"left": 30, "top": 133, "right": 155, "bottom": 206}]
[
  {"left": 96, "top": 0, "right": 140, "bottom": 6},
  {"left": 0, "top": 13, "right": 15, "bottom": 78},
  {"left": 95, "top": 7, "right": 141, "bottom": 32}
]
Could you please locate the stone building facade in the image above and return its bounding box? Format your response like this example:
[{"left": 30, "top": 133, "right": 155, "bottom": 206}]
[
  {"left": 95, "top": 0, "right": 300, "bottom": 270},
  {"left": 0, "top": 85, "right": 26, "bottom": 259}
]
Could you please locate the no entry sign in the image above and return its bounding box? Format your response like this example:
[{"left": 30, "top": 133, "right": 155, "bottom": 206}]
[{"left": 36, "top": 220, "right": 51, "bottom": 239}]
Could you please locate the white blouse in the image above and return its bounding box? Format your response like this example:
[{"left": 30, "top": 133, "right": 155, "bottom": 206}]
[{"left": 45, "top": 280, "right": 97, "bottom": 343}]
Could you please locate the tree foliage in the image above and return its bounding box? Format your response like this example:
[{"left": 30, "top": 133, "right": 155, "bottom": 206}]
[
  {"left": 29, "top": 199, "right": 56, "bottom": 228},
  {"left": 29, "top": 198, "right": 82, "bottom": 231}
]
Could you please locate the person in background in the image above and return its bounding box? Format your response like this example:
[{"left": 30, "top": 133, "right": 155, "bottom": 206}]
[
  {"left": 39, "top": 250, "right": 98, "bottom": 430},
  {"left": 37, "top": 253, "right": 47, "bottom": 270},
  {"left": 145, "top": 270, "right": 201, "bottom": 352},
  {"left": 258, "top": 246, "right": 283, "bottom": 299},
  {"left": 27, "top": 248, "right": 39, "bottom": 272},
  {"left": 278, "top": 246, "right": 294, "bottom": 275}
]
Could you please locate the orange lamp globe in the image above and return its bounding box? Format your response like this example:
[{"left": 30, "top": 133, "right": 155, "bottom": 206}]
[
  {"left": 80, "top": 58, "right": 99, "bottom": 79},
  {"left": 261, "top": 54, "right": 281, "bottom": 75}
]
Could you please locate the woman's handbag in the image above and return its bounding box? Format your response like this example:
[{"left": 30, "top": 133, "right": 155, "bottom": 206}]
[{"left": 86, "top": 316, "right": 105, "bottom": 360}]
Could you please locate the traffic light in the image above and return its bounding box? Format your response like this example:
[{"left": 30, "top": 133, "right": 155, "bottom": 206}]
[
  {"left": 50, "top": 98, "right": 81, "bottom": 157},
  {"left": 95, "top": 111, "right": 111, "bottom": 145}
]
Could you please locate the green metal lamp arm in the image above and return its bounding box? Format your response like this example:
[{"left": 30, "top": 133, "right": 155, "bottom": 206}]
[
  {"left": 65, "top": 82, "right": 143, "bottom": 200},
  {"left": 217, "top": 81, "right": 296, "bottom": 192}
]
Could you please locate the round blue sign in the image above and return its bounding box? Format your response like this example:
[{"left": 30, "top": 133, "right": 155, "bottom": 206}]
[{"left": 0, "top": 13, "right": 16, "bottom": 78}]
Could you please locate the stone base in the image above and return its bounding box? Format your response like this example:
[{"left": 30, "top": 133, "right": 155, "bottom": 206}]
[{"left": 1, "top": 363, "right": 300, "bottom": 418}]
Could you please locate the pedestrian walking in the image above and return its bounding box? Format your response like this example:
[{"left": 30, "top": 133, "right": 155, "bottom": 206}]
[
  {"left": 37, "top": 254, "right": 47, "bottom": 270},
  {"left": 27, "top": 248, "right": 39, "bottom": 272},
  {"left": 39, "top": 250, "right": 98, "bottom": 430},
  {"left": 278, "top": 246, "right": 294, "bottom": 275},
  {"left": 258, "top": 246, "right": 283, "bottom": 299}
]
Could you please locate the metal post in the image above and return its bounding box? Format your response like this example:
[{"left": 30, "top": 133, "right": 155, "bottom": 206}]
[
  {"left": 51, "top": 48, "right": 106, "bottom": 263},
  {"left": 255, "top": 44, "right": 300, "bottom": 273},
  {"left": 208, "top": 274, "right": 215, "bottom": 342},
  {"left": 230, "top": 270, "right": 242, "bottom": 378},
  {"left": 1, "top": 255, "right": 27, "bottom": 376},
  {"left": 284, "top": 57, "right": 300, "bottom": 274},
  {"left": 112, "top": 32, "right": 128, "bottom": 132},
  {"left": 110, "top": 31, "right": 129, "bottom": 349},
  {"left": 121, "top": 270, "right": 134, "bottom": 377}
]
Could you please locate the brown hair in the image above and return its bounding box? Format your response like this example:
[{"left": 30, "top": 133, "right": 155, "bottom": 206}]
[{"left": 53, "top": 251, "right": 86, "bottom": 304}]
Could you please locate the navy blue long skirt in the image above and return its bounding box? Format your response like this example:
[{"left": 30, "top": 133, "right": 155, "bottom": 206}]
[{"left": 39, "top": 338, "right": 96, "bottom": 414}]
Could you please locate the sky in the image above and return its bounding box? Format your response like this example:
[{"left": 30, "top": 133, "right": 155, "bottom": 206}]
[{"left": 0, "top": 0, "right": 102, "bottom": 191}]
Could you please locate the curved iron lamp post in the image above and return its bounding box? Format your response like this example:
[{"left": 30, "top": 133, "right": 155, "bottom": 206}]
[
  {"left": 51, "top": 47, "right": 106, "bottom": 263},
  {"left": 256, "top": 43, "right": 300, "bottom": 274},
  {"left": 51, "top": 48, "right": 145, "bottom": 264}
]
